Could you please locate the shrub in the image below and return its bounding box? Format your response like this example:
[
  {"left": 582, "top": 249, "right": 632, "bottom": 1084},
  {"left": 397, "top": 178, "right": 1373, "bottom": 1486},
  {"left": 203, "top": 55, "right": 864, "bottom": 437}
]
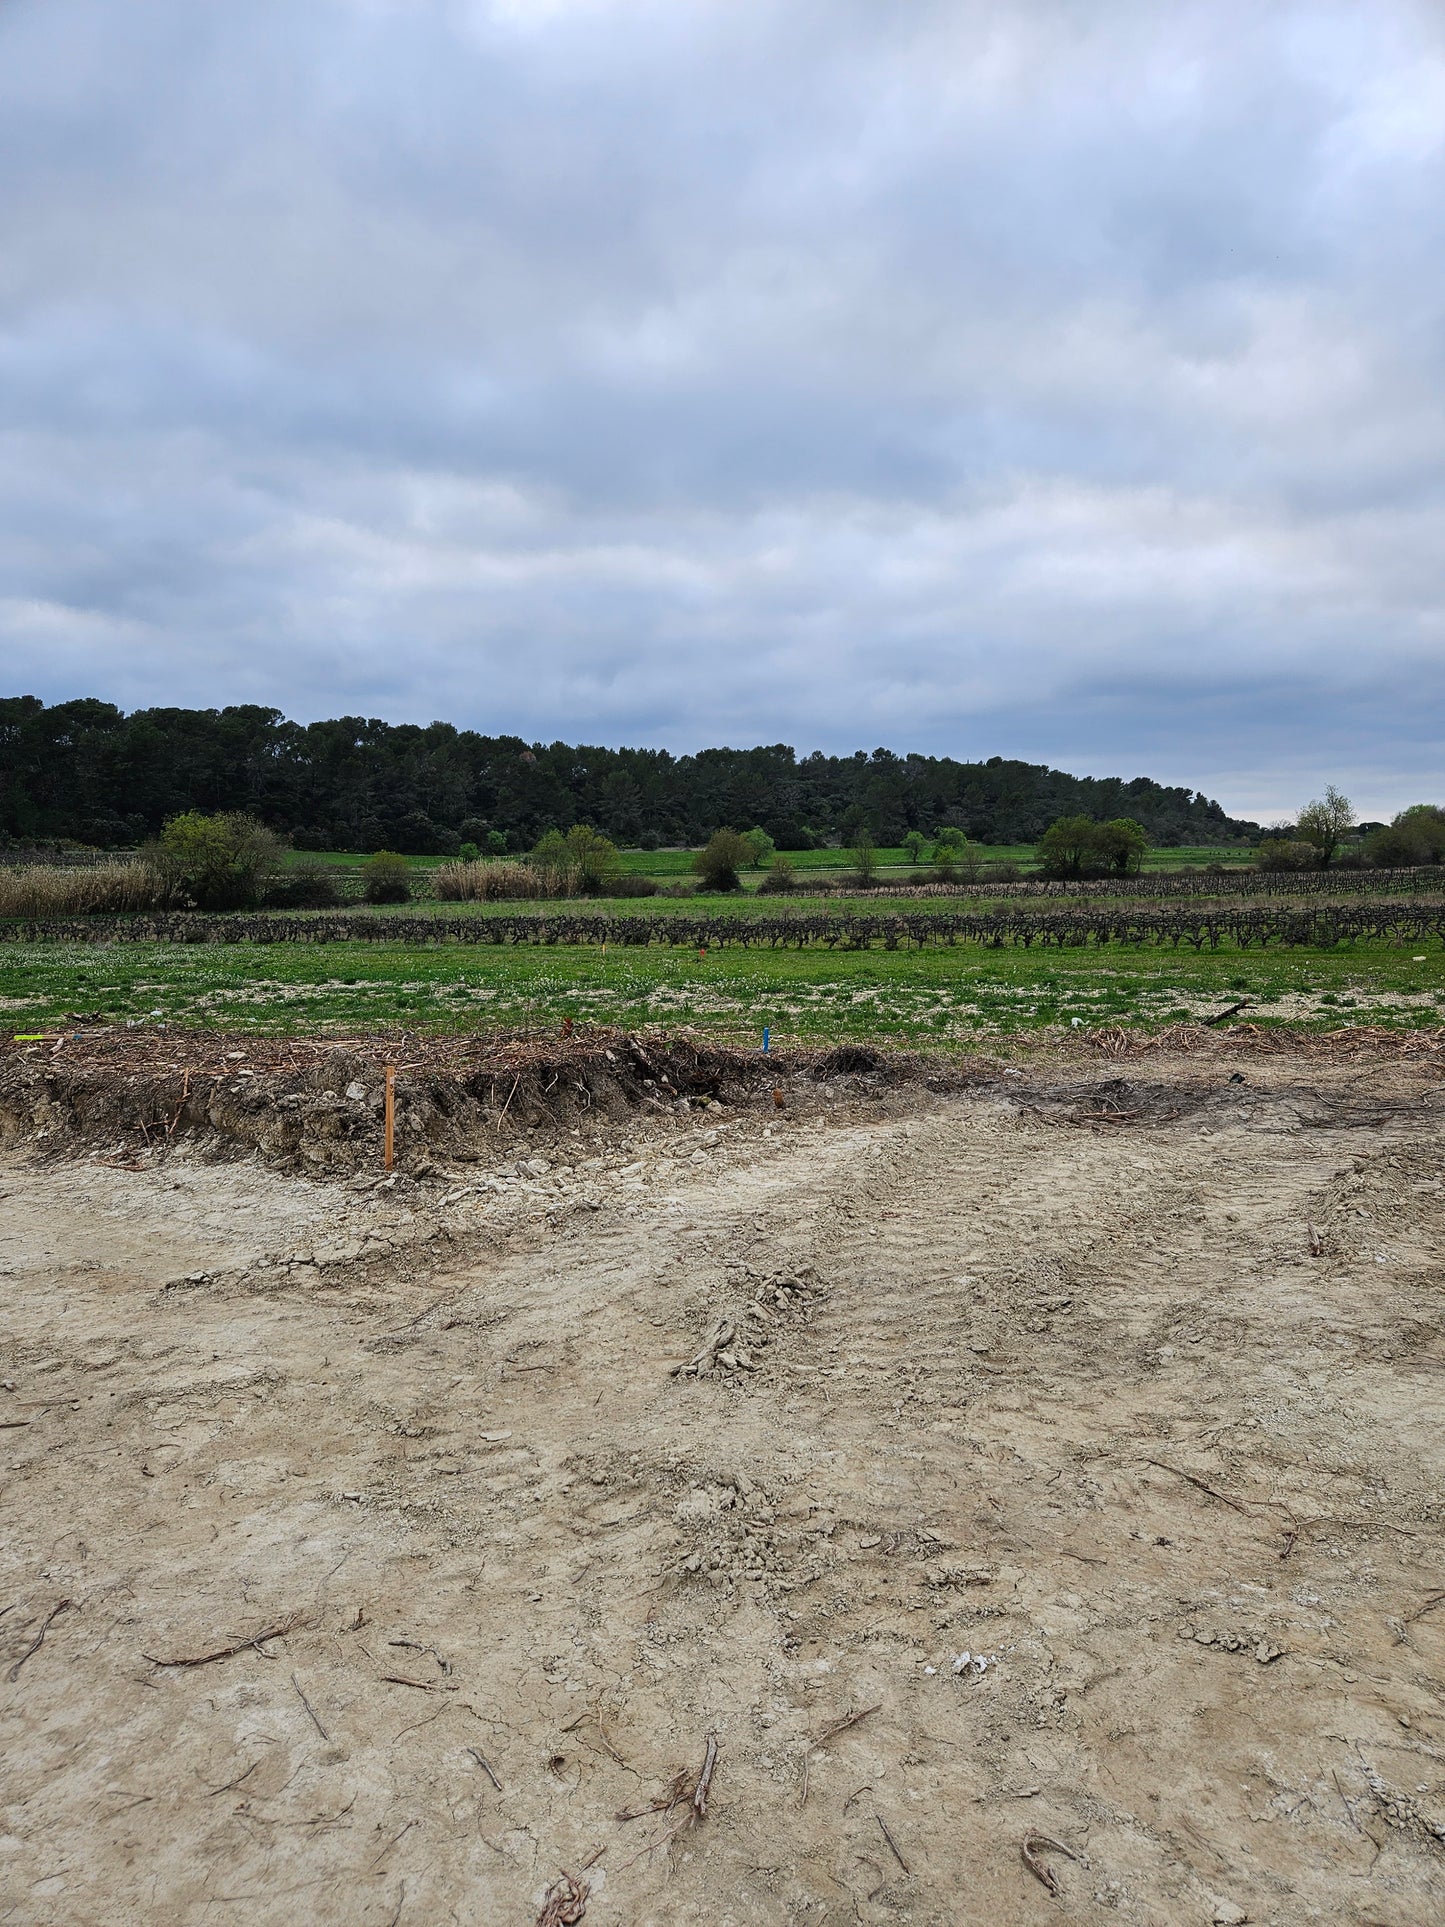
[
  {"left": 1368, "top": 805, "right": 1445, "bottom": 868},
  {"left": 144, "top": 811, "right": 288, "bottom": 910},
  {"left": 458, "top": 841, "right": 481, "bottom": 863},
  {"left": 849, "top": 834, "right": 878, "bottom": 886},
  {"left": 529, "top": 824, "right": 622, "bottom": 895},
  {"left": 266, "top": 857, "right": 341, "bottom": 908},
  {"left": 929, "top": 849, "right": 957, "bottom": 883},
  {"left": 694, "top": 829, "right": 749, "bottom": 892},
  {"left": 1256, "top": 838, "right": 1320, "bottom": 873},
  {"left": 742, "top": 827, "right": 776, "bottom": 869},
  {"left": 608, "top": 873, "right": 659, "bottom": 897},
  {"left": 759, "top": 855, "right": 798, "bottom": 893},
  {"left": 361, "top": 851, "right": 412, "bottom": 903},
  {"left": 0, "top": 861, "right": 167, "bottom": 917}
]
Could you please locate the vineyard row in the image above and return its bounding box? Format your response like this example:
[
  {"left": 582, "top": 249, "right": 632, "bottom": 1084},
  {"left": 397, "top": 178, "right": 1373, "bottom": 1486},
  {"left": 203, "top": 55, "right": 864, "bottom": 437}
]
[{"left": 4, "top": 903, "right": 1445, "bottom": 951}]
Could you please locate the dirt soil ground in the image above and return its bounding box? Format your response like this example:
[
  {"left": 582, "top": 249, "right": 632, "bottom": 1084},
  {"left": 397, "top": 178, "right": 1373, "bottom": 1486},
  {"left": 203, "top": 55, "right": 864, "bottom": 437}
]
[{"left": 2, "top": 1040, "right": 1444, "bottom": 1926}]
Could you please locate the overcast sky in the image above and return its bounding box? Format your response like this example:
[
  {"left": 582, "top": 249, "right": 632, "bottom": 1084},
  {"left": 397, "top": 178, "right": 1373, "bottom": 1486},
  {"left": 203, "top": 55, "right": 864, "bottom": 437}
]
[{"left": 2, "top": 0, "right": 1442, "bottom": 819}]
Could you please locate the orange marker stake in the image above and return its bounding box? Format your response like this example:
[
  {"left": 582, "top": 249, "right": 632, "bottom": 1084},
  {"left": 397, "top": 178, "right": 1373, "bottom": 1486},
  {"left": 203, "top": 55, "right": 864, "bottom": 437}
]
[{"left": 384, "top": 1064, "right": 396, "bottom": 1171}]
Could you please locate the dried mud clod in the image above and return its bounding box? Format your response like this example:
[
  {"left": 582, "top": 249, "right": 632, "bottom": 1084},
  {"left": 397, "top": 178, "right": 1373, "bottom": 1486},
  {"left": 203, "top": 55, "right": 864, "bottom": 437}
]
[{"left": 670, "top": 1268, "right": 825, "bottom": 1379}]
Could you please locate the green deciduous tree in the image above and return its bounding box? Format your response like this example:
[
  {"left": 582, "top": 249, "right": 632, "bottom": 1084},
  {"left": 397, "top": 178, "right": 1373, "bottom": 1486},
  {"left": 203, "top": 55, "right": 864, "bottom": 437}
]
[
  {"left": 1368, "top": 803, "right": 1445, "bottom": 868},
  {"left": 742, "top": 826, "right": 776, "bottom": 868},
  {"left": 693, "top": 828, "right": 750, "bottom": 892},
  {"left": 1036, "top": 815, "right": 1148, "bottom": 879},
  {"left": 1296, "top": 786, "right": 1354, "bottom": 867},
  {"left": 530, "top": 823, "right": 621, "bottom": 895},
  {"left": 145, "top": 811, "right": 287, "bottom": 910},
  {"left": 850, "top": 832, "right": 878, "bottom": 885}
]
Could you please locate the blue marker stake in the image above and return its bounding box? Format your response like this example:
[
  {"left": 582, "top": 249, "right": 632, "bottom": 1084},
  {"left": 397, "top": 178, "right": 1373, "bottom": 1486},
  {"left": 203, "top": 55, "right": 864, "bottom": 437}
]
[{"left": 762, "top": 1026, "right": 770, "bottom": 1053}]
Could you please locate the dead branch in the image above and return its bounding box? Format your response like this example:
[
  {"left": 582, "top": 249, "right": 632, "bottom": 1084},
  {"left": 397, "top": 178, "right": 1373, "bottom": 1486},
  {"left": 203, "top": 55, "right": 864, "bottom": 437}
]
[
  {"left": 466, "top": 1746, "right": 503, "bottom": 1792},
  {"left": 388, "top": 1637, "right": 451, "bottom": 1675},
  {"left": 1021, "top": 1830, "right": 1085, "bottom": 1898},
  {"left": 381, "top": 1673, "right": 457, "bottom": 1693},
  {"left": 7, "top": 1598, "right": 72, "bottom": 1682},
  {"left": 875, "top": 1812, "right": 909, "bottom": 1874},
  {"left": 292, "top": 1672, "right": 330, "bottom": 1741},
  {"left": 536, "top": 1871, "right": 589, "bottom": 1925},
  {"left": 800, "top": 1702, "right": 881, "bottom": 1806},
  {"left": 615, "top": 1768, "right": 688, "bottom": 1822},
  {"left": 1138, "top": 1458, "right": 1246, "bottom": 1514},
  {"left": 691, "top": 1733, "right": 718, "bottom": 1822},
  {"left": 613, "top": 1734, "right": 720, "bottom": 1871},
  {"left": 144, "top": 1610, "right": 308, "bottom": 1670}
]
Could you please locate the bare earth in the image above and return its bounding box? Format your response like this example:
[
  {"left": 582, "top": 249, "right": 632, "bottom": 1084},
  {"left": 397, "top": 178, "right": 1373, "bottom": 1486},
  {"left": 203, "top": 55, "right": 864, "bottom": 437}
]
[{"left": 2, "top": 1046, "right": 1444, "bottom": 1926}]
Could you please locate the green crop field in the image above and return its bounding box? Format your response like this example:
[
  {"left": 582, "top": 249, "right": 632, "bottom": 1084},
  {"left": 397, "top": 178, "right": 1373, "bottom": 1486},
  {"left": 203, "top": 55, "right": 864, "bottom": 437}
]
[
  {"left": 295, "top": 842, "right": 1255, "bottom": 885},
  {"left": 3, "top": 937, "right": 1440, "bottom": 1044}
]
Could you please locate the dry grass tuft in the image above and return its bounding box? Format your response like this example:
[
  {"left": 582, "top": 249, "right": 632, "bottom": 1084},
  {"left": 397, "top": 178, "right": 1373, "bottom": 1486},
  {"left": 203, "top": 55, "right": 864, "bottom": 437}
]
[{"left": 0, "top": 863, "right": 168, "bottom": 917}]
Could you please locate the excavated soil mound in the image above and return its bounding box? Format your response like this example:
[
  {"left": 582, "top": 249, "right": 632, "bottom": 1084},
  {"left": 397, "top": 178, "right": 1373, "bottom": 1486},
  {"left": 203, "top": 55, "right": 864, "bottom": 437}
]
[{"left": 0, "top": 1027, "right": 962, "bottom": 1176}]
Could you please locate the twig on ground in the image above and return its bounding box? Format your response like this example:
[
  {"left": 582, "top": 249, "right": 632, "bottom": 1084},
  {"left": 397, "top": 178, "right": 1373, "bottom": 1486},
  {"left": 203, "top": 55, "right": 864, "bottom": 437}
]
[
  {"left": 1203, "top": 999, "right": 1250, "bottom": 1027},
  {"left": 875, "top": 1812, "right": 909, "bottom": 1874},
  {"left": 535, "top": 1871, "right": 590, "bottom": 1925},
  {"left": 466, "top": 1745, "right": 503, "bottom": 1791},
  {"left": 858, "top": 1853, "right": 888, "bottom": 1901},
  {"left": 615, "top": 1769, "right": 688, "bottom": 1822},
  {"left": 1021, "top": 1830, "right": 1085, "bottom": 1897},
  {"left": 388, "top": 1637, "right": 451, "bottom": 1675},
  {"left": 1138, "top": 1458, "right": 1246, "bottom": 1514},
  {"left": 203, "top": 1759, "right": 261, "bottom": 1798},
  {"left": 800, "top": 1702, "right": 881, "bottom": 1807},
  {"left": 291, "top": 1673, "right": 330, "bottom": 1741},
  {"left": 381, "top": 1673, "right": 457, "bottom": 1693},
  {"left": 691, "top": 1733, "right": 718, "bottom": 1822},
  {"left": 370, "top": 1819, "right": 417, "bottom": 1869},
  {"left": 145, "top": 1610, "right": 308, "bottom": 1669},
  {"left": 8, "top": 1598, "right": 72, "bottom": 1682},
  {"left": 613, "top": 1734, "right": 720, "bottom": 1870}
]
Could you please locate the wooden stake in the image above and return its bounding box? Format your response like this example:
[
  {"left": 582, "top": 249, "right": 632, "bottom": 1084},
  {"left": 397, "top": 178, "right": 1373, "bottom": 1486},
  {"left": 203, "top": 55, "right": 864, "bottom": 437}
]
[{"left": 384, "top": 1064, "right": 396, "bottom": 1171}]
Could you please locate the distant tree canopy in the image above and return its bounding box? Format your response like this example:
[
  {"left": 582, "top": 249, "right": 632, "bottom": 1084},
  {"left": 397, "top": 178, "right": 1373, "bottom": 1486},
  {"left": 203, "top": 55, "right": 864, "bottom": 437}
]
[
  {"left": 0, "top": 696, "right": 1255, "bottom": 854},
  {"left": 1037, "top": 815, "right": 1150, "bottom": 879}
]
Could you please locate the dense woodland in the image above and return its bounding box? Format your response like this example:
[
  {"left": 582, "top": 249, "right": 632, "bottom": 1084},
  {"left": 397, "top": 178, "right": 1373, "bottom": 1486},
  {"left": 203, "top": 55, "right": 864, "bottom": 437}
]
[{"left": 0, "top": 696, "right": 1254, "bottom": 852}]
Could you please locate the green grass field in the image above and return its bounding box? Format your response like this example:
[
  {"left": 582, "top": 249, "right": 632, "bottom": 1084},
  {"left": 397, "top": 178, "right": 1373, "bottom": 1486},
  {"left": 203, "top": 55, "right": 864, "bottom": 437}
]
[
  {"left": 294, "top": 842, "right": 1257, "bottom": 891},
  {"left": 4, "top": 938, "right": 1440, "bottom": 1044}
]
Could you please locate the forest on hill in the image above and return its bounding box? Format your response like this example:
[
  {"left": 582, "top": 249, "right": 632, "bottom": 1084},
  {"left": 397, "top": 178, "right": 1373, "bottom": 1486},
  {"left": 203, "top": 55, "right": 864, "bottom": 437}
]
[{"left": 0, "top": 696, "right": 1255, "bottom": 853}]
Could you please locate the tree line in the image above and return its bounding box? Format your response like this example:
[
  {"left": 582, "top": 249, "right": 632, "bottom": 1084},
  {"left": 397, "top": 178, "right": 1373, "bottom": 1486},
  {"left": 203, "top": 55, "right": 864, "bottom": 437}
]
[{"left": 0, "top": 695, "right": 1252, "bottom": 853}]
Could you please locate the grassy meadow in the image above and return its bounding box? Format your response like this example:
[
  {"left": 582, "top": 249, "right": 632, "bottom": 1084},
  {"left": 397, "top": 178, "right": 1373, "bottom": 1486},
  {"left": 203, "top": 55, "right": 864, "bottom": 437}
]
[
  {"left": 295, "top": 842, "right": 1256, "bottom": 895},
  {"left": 4, "top": 936, "right": 1441, "bottom": 1044}
]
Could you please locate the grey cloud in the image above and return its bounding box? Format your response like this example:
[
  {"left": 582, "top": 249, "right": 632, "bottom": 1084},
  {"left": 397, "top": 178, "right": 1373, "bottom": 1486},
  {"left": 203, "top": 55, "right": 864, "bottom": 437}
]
[{"left": 2, "top": 0, "right": 1444, "bottom": 819}]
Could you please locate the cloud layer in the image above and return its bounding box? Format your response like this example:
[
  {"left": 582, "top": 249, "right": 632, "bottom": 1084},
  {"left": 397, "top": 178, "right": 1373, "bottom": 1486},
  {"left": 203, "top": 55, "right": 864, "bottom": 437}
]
[{"left": 2, "top": 0, "right": 1443, "bottom": 817}]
